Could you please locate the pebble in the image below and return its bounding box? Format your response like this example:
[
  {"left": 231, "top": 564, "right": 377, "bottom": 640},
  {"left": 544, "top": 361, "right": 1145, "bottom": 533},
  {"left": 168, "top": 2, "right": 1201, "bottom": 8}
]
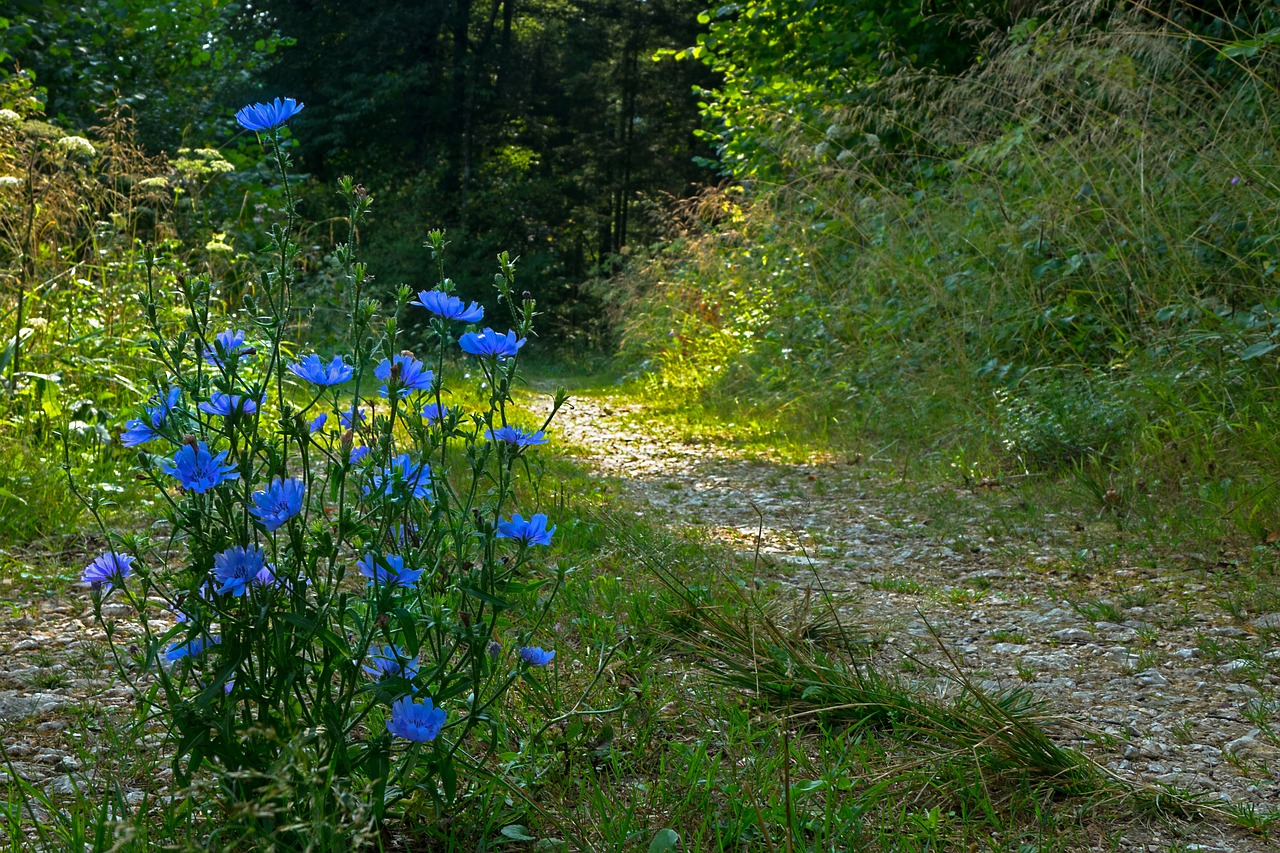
[
  {"left": 1225, "top": 729, "right": 1262, "bottom": 756},
  {"left": 1253, "top": 613, "right": 1280, "bottom": 630}
]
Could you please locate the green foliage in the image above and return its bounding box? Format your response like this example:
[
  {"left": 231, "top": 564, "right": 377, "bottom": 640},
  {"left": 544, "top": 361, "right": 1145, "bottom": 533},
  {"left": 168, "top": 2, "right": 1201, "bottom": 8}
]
[
  {"left": 622, "top": 5, "right": 1280, "bottom": 532},
  {"left": 674, "top": 0, "right": 996, "bottom": 180},
  {"left": 0, "top": 76, "right": 177, "bottom": 542},
  {"left": 0, "top": 0, "right": 290, "bottom": 145}
]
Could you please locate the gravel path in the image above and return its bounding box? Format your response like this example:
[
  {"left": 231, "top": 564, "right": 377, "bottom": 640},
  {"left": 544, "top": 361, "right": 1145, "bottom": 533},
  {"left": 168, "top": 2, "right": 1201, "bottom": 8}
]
[
  {"left": 2, "top": 389, "right": 1278, "bottom": 849},
  {"left": 535, "top": 390, "right": 1280, "bottom": 851}
]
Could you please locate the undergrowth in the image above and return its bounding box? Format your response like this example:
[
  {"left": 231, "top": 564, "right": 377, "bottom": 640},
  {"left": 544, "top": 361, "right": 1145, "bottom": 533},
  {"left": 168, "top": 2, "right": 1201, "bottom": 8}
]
[{"left": 612, "top": 7, "right": 1280, "bottom": 550}]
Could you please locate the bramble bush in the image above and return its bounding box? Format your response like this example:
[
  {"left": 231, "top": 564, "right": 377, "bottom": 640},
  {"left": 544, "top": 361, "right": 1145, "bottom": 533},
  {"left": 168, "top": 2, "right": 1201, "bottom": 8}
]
[{"left": 72, "top": 97, "right": 567, "bottom": 843}]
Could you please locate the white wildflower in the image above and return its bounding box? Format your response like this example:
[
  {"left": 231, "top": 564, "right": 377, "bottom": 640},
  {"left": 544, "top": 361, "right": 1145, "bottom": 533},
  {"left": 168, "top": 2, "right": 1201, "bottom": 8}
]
[
  {"left": 56, "top": 136, "right": 97, "bottom": 158},
  {"left": 137, "top": 176, "right": 170, "bottom": 189},
  {"left": 0, "top": 109, "right": 20, "bottom": 125},
  {"left": 0, "top": 175, "right": 22, "bottom": 188}
]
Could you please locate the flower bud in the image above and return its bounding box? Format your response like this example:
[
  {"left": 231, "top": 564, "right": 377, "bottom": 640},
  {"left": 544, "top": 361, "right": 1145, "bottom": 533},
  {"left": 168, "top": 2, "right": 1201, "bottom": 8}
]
[
  {"left": 487, "top": 640, "right": 501, "bottom": 659},
  {"left": 341, "top": 429, "right": 354, "bottom": 451},
  {"left": 182, "top": 434, "right": 198, "bottom": 448},
  {"left": 522, "top": 291, "right": 532, "bottom": 301},
  {"left": 459, "top": 611, "right": 471, "bottom": 627}
]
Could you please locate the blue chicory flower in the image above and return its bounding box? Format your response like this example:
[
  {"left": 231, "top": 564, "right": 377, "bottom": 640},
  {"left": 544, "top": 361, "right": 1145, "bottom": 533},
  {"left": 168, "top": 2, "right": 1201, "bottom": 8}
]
[
  {"left": 203, "top": 330, "right": 250, "bottom": 370},
  {"left": 412, "top": 290, "right": 484, "bottom": 323},
  {"left": 249, "top": 477, "right": 305, "bottom": 531},
  {"left": 164, "top": 635, "right": 221, "bottom": 662},
  {"left": 309, "top": 413, "right": 327, "bottom": 433},
  {"left": 82, "top": 552, "right": 135, "bottom": 594},
  {"left": 288, "top": 354, "right": 353, "bottom": 386},
  {"left": 386, "top": 696, "right": 446, "bottom": 742},
  {"left": 485, "top": 425, "right": 547, "bottom": 447},
  {"left": 349, "top": 445, "right": 371, "bottom": 465},
  {"left": 161, "top": 442, "right": 239, "bottom": 493},
  {"left": 366, "top": 453, "right": 431, "bottom": 500},
  {"left": 199, "top": 392, "right": 261, "bottom": 417},
  {"left": 363, "top": 645, "right": 420, "bottom": 681},
  {"left": 374, "top": 354, "right": 434, "bottom": 399},
  {"left": 122, "top": 387, "right": 181, "bottom": 447},
  {"left": 519, "top": 646, "right": 556, "bottom": 667},
  {"left": 357, "top": 553, "right": 425, "bottom": 589},
  {"left": 213, "top": 545, "right": 268, "bottom": 596},
  {"left": 421, "top": 402, "right": 457, "bottom": 424},
  {"left": 120, "top": 418, "right": 160, "bottom": 447},
  {"left": 235, "top": 97, "right": 304, "bottom": 132},
  {"left": 496, "top": 513, "right": 556, "bottom": 547},
  {"left": 340, "top": 405, "right": 365, "bottom": 429},
  {"left": 458, "top": 328, "right": 526, "bottom": 359}
]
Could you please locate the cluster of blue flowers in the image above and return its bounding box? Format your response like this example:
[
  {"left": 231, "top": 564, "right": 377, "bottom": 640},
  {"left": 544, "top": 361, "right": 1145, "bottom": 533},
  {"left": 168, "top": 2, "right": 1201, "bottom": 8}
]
[{"left": 90, "top": 96, "right": 574, "bottom": 810}]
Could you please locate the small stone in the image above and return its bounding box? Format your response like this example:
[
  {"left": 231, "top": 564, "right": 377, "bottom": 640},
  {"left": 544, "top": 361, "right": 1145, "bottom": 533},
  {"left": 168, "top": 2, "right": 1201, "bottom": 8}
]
[
  {"left": 1225, "top": 729, "right": 1261, "bottom": 756},
  {"left": 1107, "top": 648, "right": 1141, "bottom": 668},
  {"left": 0, "top": 691, "right": 68, "bottom": 720},
  {"left": 1050, "top": 628, "right": 1093, "bottom": 644},
  {"left": 1138, "top": 669, "right": 1168, "bottom": 687},
  {"left": 1253, "top": 613, "right": 1280, "bottom": 630},
  {"left": 1022, "top": 653, "right": 1072, "bottom": 670},
  {"left": 48, "top": 775, "right": 81, "bottom": 796},
  {"left": 1225, "top": 683, "right": 1260, "bottom": 697},
  {"left": 1171, "top": 648, "right": 1201, "bottom": 660}
]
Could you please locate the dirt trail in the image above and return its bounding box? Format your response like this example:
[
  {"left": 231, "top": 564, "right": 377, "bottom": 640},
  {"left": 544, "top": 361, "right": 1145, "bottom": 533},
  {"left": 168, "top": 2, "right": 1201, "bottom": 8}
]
[{"left": 536, "top": 389, "right": 1280, "bottom": 850}]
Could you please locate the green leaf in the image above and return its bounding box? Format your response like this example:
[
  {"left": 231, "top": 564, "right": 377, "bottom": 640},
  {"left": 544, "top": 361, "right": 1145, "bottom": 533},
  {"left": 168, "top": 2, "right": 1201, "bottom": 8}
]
[
  {"left": 501, "top": 824, "right": 536, "bottom": 841},
  {"left": 792, "top": 779, "right": 826, "bottom": 794},
  {"left": 461, "top": 586, "right": 511, "bottom": 610},
  {"left": 441, "top": 756, "right": 457, "bottom": 802},
  {"left": 1241, "top": 341, "right": 1277, "bottom": 360},
  {"left": 649, "top": 829, "right": 679, "bottom": 853},
  {"left": 280, "top": 613, "right": 350, "bottom": 655}
]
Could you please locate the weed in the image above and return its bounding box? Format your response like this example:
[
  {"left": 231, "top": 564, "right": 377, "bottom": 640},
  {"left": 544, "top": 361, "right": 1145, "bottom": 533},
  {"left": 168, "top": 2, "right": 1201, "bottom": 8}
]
[{"left": 1074, "top": 599, "right": 1124, "bottom": 624}]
